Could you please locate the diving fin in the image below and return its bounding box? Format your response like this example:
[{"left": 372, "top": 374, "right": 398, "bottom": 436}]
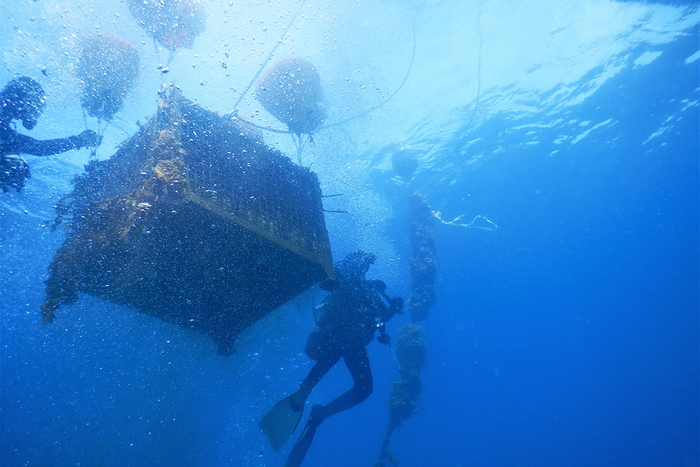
[
  {"left": 285, "top": 404, "right": 323, "bottom": 467},
  {"left": 259, "top": 395, "right": 304, "bottom": 451},
  {"left": 285, "top": 422, "right": 317, "bottom": 467}
]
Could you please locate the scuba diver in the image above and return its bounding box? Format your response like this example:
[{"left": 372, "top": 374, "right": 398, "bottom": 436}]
[
  {"left": 0, "top": 77, "right": 101, "bottom": 192},
  {"left": 259, "top": 250, "right": 404, "bottom": 467}
]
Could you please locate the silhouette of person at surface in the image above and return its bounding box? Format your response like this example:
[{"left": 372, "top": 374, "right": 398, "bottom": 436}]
[
  {"left": 285, "top": 250, "right": 404, "bottom": 467},
  {"left": 0, "top": 77, "right": 101, "bottom": 192}
]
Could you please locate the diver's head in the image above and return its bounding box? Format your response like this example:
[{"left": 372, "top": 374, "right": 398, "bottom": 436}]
[
  {"left": 336, "top": 250, "right": 376, "bottom": 281},
  {"left": 0, "top": 77, "right": 46, "bottom": 129}
]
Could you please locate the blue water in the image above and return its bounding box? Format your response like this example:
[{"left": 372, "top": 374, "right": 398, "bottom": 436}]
[{"left": 1, "top": 1, "right": 698, "bottom": 466}]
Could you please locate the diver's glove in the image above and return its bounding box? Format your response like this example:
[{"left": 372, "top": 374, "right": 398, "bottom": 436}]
[
  {"left": 70, "top": 130, "right": 102, "bottom": 149},
  {"left": 377, "top": 324, "right": 391, "bottom": 345},
  {"left": 377, "top": 332, "right": 391, "bottom": 345},
  {"left": 1, "top": 154, "right": 31, "bottom": 192}
]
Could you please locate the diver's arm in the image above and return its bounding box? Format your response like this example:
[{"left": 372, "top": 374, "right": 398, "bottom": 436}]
[
  {"left": 2, "top": 130, "right": 102, "bottom": 157},
  {"left": 373, "top": 297, "right": 402, "bottom": 345},
  {"left": 9, "top": 132, "right": 96, "bottom": 157},
  {"left": 378, "top": 290, "right": 403, "bottom": 322}
]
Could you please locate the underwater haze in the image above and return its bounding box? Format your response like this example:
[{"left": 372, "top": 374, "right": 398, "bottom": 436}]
[{"left": 1, "top": 1, "right": 698, "bottom": 466}]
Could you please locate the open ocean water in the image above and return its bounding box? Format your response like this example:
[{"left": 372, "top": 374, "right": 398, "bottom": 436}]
[{"left": 1, "top": 1, "right": 698, "bottom": 466}]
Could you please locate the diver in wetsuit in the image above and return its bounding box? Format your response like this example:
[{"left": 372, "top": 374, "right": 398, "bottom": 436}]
[
  {"left": 0, "top": 77, "right": 101, "bottom": 192},
  {"left": 259, "top": 250, "right": 403, "bottom": 467}
]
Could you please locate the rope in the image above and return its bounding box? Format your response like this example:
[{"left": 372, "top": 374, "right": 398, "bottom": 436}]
[
  {"left": 321, "top": 16, "right": 416, "bottom": 130},
  {"left": 227, "top": 10, "right": 418, "bottom": 136},
  {"left": 474, "top": 0, "right": 483, "bottom": 112},
  {"left": 230, "top": 1, "right": 306, "bottom": 111}
]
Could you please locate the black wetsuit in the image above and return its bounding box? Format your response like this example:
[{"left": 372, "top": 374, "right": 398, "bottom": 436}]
[
  {"left": 280, "top": 250, "right": 403, "bottom": 467},
  {"left": 0, "top": 121, "right": 98, "bottom": 192},
  {"left": 301, "top": 278, "right": 399, "bottom": 421},
  {"left": 0, "top": 121, "right": 85, "bottom": 156}
]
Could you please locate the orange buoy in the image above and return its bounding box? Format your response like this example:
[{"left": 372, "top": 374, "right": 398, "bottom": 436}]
[
  {"left": 255, "top": 58, "right": 326, "bottom": 136},
  {"left": 128, "top": 0, "right": 205, "bottom": 51},
  {"left": 77, "top": 31, "right": 140, "bottom": 121}
]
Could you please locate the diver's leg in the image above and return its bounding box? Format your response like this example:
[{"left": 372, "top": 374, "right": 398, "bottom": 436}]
[
  {"left": 284, "top": 354, "right": 340, "bottom": 467},
  {"left": 315, "top": 345, "right": 372, "bottom": 420},
  {"left": 290, "top": 353, "right": 339, "bottom": 410},
  {"left": 285, "top": 405, "right": 322, "bottom": 467},
  {"left": 286, "top": 347, "right": 371, "bottom": 467}
]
